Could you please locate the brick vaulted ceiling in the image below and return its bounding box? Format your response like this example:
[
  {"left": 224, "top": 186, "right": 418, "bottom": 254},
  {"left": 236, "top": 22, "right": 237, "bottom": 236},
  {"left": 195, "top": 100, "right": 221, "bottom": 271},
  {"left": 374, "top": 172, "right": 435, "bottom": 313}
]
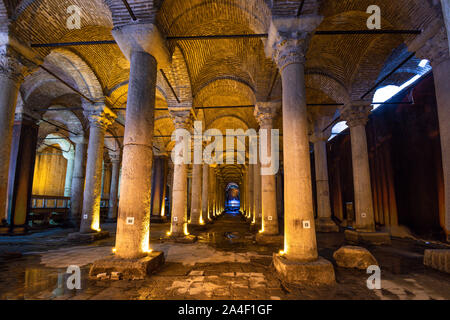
[{"left": 0, "top": 0, "right": 445, "bottom": 184}]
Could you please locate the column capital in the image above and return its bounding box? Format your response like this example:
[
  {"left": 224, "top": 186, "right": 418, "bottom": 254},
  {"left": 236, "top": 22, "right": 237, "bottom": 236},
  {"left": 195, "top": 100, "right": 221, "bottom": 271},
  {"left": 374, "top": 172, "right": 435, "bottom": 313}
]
[
  {"left": 84, "top": 103, "right": 117, "bottom": 131},
  {"left": 169, "top": 109, "right": 193, "bottom": 130},
  {"left": 265, "top": 15, "right": 323, "bottom": 71},
  {"left": 0, "top": 34, "right": 42, "bottom": 83},
  {"left": 340, "top": 101, "right": 372, "bottom": 128},
  {"left": 112, "top": 23, "right": 170, "bottom": 68},
  {"left": 254, "top": 101, "right": 281, "bottom": 128},
  {"left": 109, "top": 152, "right": 121, "bottom": 163},
  {"left": 407, "top": 19, "right": 449, "bottom": 67}
]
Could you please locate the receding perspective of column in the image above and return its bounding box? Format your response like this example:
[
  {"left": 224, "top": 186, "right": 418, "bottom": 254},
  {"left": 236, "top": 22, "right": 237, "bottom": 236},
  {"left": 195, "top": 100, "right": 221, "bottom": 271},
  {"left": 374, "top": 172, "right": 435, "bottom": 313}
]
[
  {"left": 0, "top": 40, "right": 35, "bottom": 227},
  {"left": 255, "top": 102, "right": 280, "bottom": 236},
  {"left": 168, "top": 110, "right": 197, "bottom": 242},
  {"left": 150, "top": 155, "right": 168, "bottom": 220},
  {"left": 5, "top": 112, "right": 38, "bottom": 234},
  {"left": 340, "top": 102, "right": 391, "bottom": 245},
  {"left": 63, "top": 148, "right": 75, "bottom": 197},
  {"left": 69, "top": 135, "right": 87, "bottom": 226},
  {"left": 265, "top": 16, "right": 335, "bottom": 285},
  {"left": 247, "top": 164, "right": 254, "bottom": 222},
  {"left": 201, "top": 163, "right": 210, "bottom": 223},
  {"left": 107, "top": 153, "right": 121, "bottom": 221},
  {"left": 190, "top": 163, "right": 203, "bottom": 225},
  {"left": 253, "top": 161, "right": 262, "bottom": 227},
  {"left": 310, "top": 117, "right": 339, "bottom": 233},
  {"left": 409, "top": 18, "right": 450, "bottom": 242},
  {"left": 78, "top": 105, "right": 116, "bottom": 236}
]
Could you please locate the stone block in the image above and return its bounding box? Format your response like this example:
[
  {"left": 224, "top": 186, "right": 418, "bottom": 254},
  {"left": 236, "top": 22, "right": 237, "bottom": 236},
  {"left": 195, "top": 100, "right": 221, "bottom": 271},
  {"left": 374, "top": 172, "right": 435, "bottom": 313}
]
[
  {"left": 67, "top": 231, "right": 109, "bottom": 243},
  {"left": 333, "top": 245, "right": 378, "bottom": 270},
  {"left": 89, "top": 251, "right": 165, "bottom": 280},
  {"left": 424, "top": 249, "right": 450, "bottom": 274},
  {"left": 344, "top": 229, "right": 391, "bottom": 245},
  {"left": 273, "top": 254, "right": 335, "bottom": 286}
]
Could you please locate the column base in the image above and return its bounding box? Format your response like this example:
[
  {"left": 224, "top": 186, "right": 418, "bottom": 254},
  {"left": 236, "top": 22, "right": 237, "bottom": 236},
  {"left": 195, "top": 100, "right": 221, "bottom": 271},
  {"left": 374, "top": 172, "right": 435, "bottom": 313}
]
[
  {"left": 424, "top": 249, "right": 450, "bottom": 274},
  {"left": 315, "top": 218, "right": 340, "bottom": 233},
  {"left": 67, "top": 231, "right": 110, "bottom": 243},
  {"left": 344, "top": 229, "right": 391, "bottom": 245},
  {"left": 273, "top": 254, "right": 336, "bottom": 286},
  {"left": 255, "top": 233, "right": 283, "bottom": 244},
  {"left": 165, "top": 234, "right": 198, "bottom": 243},
  {"left": 89, "top": 251, "right": 165, "bottom": 280},
  {"left": 150, "top": 216, "right": 168, "bottom": 224},
  {"left": 249, "top": 223, "right": 261, "bottom": 232}
]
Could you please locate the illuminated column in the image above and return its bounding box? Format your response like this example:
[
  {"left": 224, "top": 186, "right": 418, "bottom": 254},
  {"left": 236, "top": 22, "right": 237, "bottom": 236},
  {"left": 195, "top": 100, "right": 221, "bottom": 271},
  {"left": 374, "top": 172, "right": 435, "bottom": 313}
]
[
  {"left": 169, "top": 110, "right": 193, "bottom": 238},
  {"left": 69, "top": 136, "right": 87, "bottom": 225},
  {"left": 63, "top": 149, "right": 75, "bottom": 197},
  {"left": 0, "top": 41, "right": 35, "bottom": 222},
  {"left": 340, "top": 103, "right": 375, "bottom": 232},
  {"left": 209, "top": 166, "right": 215, "bottom": 218},
  {"left": 201, "top": 163, "right": 210, "bottom": 222},
  {"left": 79, "top": 105, "right": 116, "bottom": 234},
  {"left": 255, "top": 102, "right": 280, "bottom": 235},
  {"left": 248, "top": 164, "right": 254, "bottom": 221},
  {"left": 107, "top": 154, "right": 121, "bottom": 220},
  {"left": 310, "top": 117, "right": 339, "bottom": 232},
  {"left": 112, "top": 23, "right": 170, "bottom": 259},
  {"left": 409, "top": 19, "right": 450, "bottom": 241},
  {"left": 5, "top": 112, "right": 38, "bottom": 234},
  {"left": 253, "top": 160, "right": 262, "bottom": 226},
  {"left": 151, "top": 155, "right": 168, "bottom": 217},
  {"left": 266, "top": 17, "right": 335, "bottom": 286},
  {"left": 190, "top": 163, "right": 203, "bottom": 225}
]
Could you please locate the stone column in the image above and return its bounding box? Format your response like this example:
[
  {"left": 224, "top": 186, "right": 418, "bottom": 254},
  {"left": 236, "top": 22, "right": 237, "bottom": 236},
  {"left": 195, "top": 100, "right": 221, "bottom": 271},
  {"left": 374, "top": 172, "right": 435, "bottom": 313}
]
[
  {"left": 79, "top": 106, "right": 116, "bottom": 234},
  {"left": 201, "top": 163, "right": 210, "bottom": 222},
  {"left": 151, "top": 155, "right": 168, "bottom": 217},
  {"left": 69, "top": 136, "right": 87, "bottom": 225},
  {"left": 107, "top": 154, "right": 121, "bottom": 221},
  {"left": 310, "top": 117, "right": 339, "bottom": 232},
  {"left": 255, "top": 102, "right": 280, "bottom": 235},
  {"left": 248, "top": 164, "right": 254, "bottom": 221},
  {"left": 408, "top": 19, "right": 450, "bottom": 241},
  {"left": 169, "top": 110, "right": 195, "bottom": 240},
  {"left": 209, "top": 166, "right": 216, "bottom": 218},
  {"left": 266, "top": 16, "right": 335, "bottom": 285},
  {"left": 253, "top": 160, "right": 262, "bottom": 227},
  {"left": 5, "top": 112, "right": 38, "bottom": 234},
  {"left": 63, "top": 149, "right": 75, "bottom": 197},
  {"left": 340, "top": 103, "right": 375, "bottom": 232},
  {"left": 0, "top": 43, "right": 34, "bottom": 223},
  {"left": 190, "top": 163, "right": 203, "bottom": 225}
]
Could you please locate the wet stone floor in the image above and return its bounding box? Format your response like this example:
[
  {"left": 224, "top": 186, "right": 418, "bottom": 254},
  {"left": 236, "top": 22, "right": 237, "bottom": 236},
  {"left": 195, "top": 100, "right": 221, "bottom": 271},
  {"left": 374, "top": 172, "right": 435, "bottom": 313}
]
[{"left": 0, "top": 213, "right": 449, "bottom": 300}]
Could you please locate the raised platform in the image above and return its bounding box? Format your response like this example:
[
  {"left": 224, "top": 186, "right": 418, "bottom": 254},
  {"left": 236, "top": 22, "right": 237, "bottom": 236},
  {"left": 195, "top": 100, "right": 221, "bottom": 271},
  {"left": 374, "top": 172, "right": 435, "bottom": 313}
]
[
  {"left": 89, "top": 251, "right": 165, "bottom": 280},
  {"left": 273, "top": 254, "right": 335, "bottom": 286},
  {"left": 67, "top": 230, "right": 109, "bottom": 243},
  {"left": 315, "top": 218, "right": 340, "bottom": 233},
  {"left": 344, "top": 229, "right": 391, "bottom": 245},
  {"left": 424, "top": 249, "right": 450, "bottom": 274}
]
